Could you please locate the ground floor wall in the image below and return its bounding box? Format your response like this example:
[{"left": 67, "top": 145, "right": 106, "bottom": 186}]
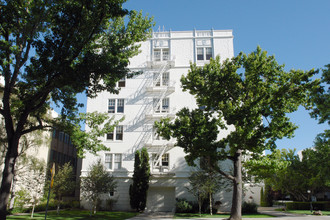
[{"left": 80, "top": 174, "right": 234, "bottom": 212}]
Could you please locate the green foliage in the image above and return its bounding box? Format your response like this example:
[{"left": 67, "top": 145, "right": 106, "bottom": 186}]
[
  {"left": 155, "top": 109, "right": 222, "bottom": 167},
  {"left": 247, "top": 146, "right": 329, "bottom": 202},
  {"left": 12, "top": 189, "right": 31, "bottom": 210},
  {"left": 7, "top": 210, "right": 139, "bottom": 220},
  {"left": 0, "top": 0, "right": 154, "bottom": 215},
  {"left": 129, "top": 148, "right": 150, "bottom": 212},
  {"left": 81, "top": 159, "right": 117, "bottom": 214},
  {"left": 260, "top": 187, "right": 266, "bottom": 207},
  {"left": 9, "top": 200, "right": 80, "bottom": 214},
  {"left": 187, "top": 168, "right": 225, "bottom": 215},
  {"left": 310, "top": 64, "right": 330, "bottom": 125},
  {"left": 181, "top": 48, "right": 318, "bottom": 154},
  {"left": 52, "top": 162, "right": 76, "bottom": 213},
  {"left": 286, "top": 202, "right": 330, "bottom": 211},
  {"left": 175, "top": 198, "right": 194, "bottom": 213},
  {"left": 69, "top": 112, "right": 124, "bottom": 158},
  {"left": 104, "top": 198, "right": 117, "bottom": 211},
  {"left": 156, "top": 47, "right": 319, "bottom": 219},
  {"left": 242, "top": 201, "right": 258, "bottom": 214}
]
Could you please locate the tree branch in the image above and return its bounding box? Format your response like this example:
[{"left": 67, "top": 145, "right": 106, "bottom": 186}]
[{"left": 213, "top": 165, "right": 235, "bottom": 181}]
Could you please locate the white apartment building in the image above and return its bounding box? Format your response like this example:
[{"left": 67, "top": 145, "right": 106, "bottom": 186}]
[{"left": 81, "top": 29, "right": 259, "bottom": 212}]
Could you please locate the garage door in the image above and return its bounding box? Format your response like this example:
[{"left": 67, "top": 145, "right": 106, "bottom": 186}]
[{"left": 146, "top": 187, "right": 175, "bottom": 212}]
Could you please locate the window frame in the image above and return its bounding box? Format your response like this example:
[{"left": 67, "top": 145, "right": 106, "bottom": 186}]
[
  {"left": 153, "top": 48, "right": 170, "bottom": 61},
  {"left": 161, "top": 153, "right": 169, "bottom": 167},
  {"left": 108, "top": 99, "right": 125, "bottom": 114},
  {"left": 105, "top": 153, "right": 122, "bottom": 170},
  {"left": 118, "top": 78, "right": 126, "bottom": 87},
  {"left": 153, "top": 98, "right": 169, "bottom": 113},
  {"left": 152, "top": 153, "right": 169, "bottom": 167},
  {"left": 197, "top": 47, "right": 213, "bottom": 61},
  {"left": 106, "top": 126, "right": 124, "bottom": 141}
]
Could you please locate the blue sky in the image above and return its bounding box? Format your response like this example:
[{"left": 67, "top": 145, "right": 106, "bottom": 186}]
[{"left": 75, "top": 0, "right": 329, "bottom": 152}]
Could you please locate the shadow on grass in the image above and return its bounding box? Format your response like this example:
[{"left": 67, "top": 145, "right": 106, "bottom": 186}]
[
  {"left": 175, "top": 213, "right": 275, "bottom": 218},
  {"left": 8, "top": 210, "right": 138, "bottom": 220}
]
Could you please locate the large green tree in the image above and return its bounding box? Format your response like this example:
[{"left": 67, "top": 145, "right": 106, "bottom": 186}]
[
  {"left": 310, "top": 64, "right": 330, "bottom": 125},
  {"left": 129, "top": 147, "right": 150, "bottom": 212},
  {"left": 156, "top": 47, "right": 318, "bottom": 220},
  {"left": 0, "top": 1, "right": 153, "bottom": 218}
]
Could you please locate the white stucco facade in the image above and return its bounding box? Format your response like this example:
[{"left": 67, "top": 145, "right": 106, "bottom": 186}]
[{"left": 81, "top": 29, "right": 258, "bottom": 212}]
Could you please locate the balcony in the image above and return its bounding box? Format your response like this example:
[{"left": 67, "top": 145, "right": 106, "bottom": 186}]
[
  {"left": 145, "top": 81, "right": 175, "bottom": 93},
  {"left": 145, "top": 111, "right": 175, "bottom": 120},
  {"left": 146, "top": 59, "right": 175, "bottom": 69}
]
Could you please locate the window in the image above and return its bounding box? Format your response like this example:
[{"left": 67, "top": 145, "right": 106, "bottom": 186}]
[
  {"left": 162, "top": 98, "right": 169, "bottom": 113},
  {"left": 114, "top": 154, "right": 122, "bottom": 169},
  {"left": 117, "top": 99, "right": 124, "bottom": 113},
  {"left": 105, "top": 154, "right": 112, "bottom": 169},
  {"left": 197, "top": 47, "right": 212, "bottom": 60},
  {"left": 108, "top": 99, "right": 124, "bottom": 113},
  {"left": 118, "top": 78, "right": 126, "bottom": 87},
  {"left": 153, "top": 48, "right": 169, "bottom": 61},
  {"left": 105, "top": 153, "right": 122, "bottom": 170},
  {"left": 52, "top": 129, "right": 57, "bottom": 138},
  {"left": 205, "top": 48, "right": 212, "bottom": 60},
  {"left": 106, "top": 126, "right": 124, "bottom": 141},
  {"left": 116, "top": 126, "right": 123, "bottom": 140},
  {"left": 108, "top": 99, "right": 115, "bottom": 113},
  {"left": 153, "top": 98, "right": 169, "bottom": 113},
  {"left": 153, "top": 72, "right": 169, "bottom": 87},
  {"left": 59, "top": 132, "right": 64, "bottom": 141},
  {"left": 162, "top": 153, "right": 169, "bottom": 166},
  {"left": 152, "top": 153, "right": 169, "bottom": 167}
]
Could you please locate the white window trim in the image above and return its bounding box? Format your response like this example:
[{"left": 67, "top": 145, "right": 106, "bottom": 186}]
[
  {"left": 108, "top": 99, "right": 125, "bottom": 114},
  {"left": 106, "top": 125, "right": 124, "bottom": 141},
  {"left": 197, "top": 47, "right": 213, "bottom": 61},
  {"left": 153, "top": 48, "right": 170, "bottom": 61},
  {"left": 153, "top": 72, "right": 169, "bottom": 87},
  {"left": 117, "top": 77, "right": 126, "bottom": 87},
  {"left": 152, "top": 153, "right": 169, "bottom": 167},
  {"left": 105, "top": 153, "right": 122, "bottom": 170},
  {"left": 153, "top": 98, "right": 169, "bottom": 113}
]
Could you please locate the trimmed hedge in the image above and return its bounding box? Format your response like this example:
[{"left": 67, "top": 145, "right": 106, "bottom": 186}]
[{"left": 286, "top": 202, "right": 330, "bottom": 211}]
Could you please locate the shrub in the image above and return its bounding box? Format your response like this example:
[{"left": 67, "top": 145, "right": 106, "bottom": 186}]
[
  {"left": 106, "top": 198, "right": 117, "bottom": 211},
  {"left": 286, "top": 202, "right": 330, "bottom": 211},
  {"left": 175, "top": 198, "right": 193, "bottom": 213},
  {"left": 242, "top": 201, "right": 258, "bottom": 214}
]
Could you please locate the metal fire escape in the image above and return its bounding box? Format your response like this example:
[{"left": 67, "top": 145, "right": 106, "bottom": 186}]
[{"left": 143, "top": 42, "right": 176, "bottom": 174}]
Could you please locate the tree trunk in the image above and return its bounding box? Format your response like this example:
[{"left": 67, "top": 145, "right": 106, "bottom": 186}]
[
  {"left": 209, "top": 192, "right": 212, "bottom": 215},
  {"left": 9, "top": 172, "right": 17, "bottom": 209},
  {"left": 229, "top": 149, "right": 243, "bottom": 220},
  {"left": 0, "top": 140, "right": 19, "bottom": 220},
  {"left": 31, "top": 203, "right": 35, "bottom": 218},
  {"left": 198, "top": 195, "right": 202, "bottom": 216}
]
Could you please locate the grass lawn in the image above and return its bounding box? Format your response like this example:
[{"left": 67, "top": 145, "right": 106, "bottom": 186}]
[
  {"left": 7, "top": 210, "right": 138, "bottom": 220},
  {"left": 175, "top": 213, "right": 275, "bottom": 218}
]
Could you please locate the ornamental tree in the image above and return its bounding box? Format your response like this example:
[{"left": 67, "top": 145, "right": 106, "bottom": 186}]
[
  {"left": 81, "top": 159, "right": 117, "bottom": 215},
  {"left": 156, "top": 47, "right": 319, "bottom": 220},
  {"left": 0, "top": 1, "right": 153, "bottom": 218},
  {"left": 52, "top": 162, "right": 76, "bottom": 214},
  {"left": 129, "top": 147, "right": 150, "bottom": 212}
]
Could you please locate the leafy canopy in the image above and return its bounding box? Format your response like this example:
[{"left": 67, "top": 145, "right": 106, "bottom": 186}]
[{"left": 180, "top": 47, "right": 319, "bottom": 155}]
